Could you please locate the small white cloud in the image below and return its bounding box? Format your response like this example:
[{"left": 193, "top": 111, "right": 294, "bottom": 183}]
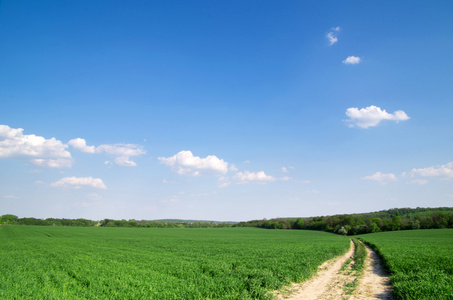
[
  {"left": 68, "top": 138, "right": 146, "bottom": 167},
  {"left": 363, "top": 172, "right": 398, "bottom": 185},
  {"left": 35, "top": 180, "right": 44, "bottom": 185},
  {"left": 342, "top": 56, "right": 361, "bottom": 64},
  {"left": 0, "top": 124, "right": 72, "bottom": 168},
  {"left": 233, "top": 171, "right": 276, "bottom": 184},
  {"left": 158, "top": 150, "right": 228, "bottom": 176},
  {"left": 345, "top": 105, "right": 410, "bottom": 128},
  {"left": 68, "top": 138, "right": 95, "bottom": 153},
  {"left": 51, "top": 176, "right": 107, "bottom": 190},
  {"left": 404, "top": 162, "right": 453, "bottom": 182},
  {"left": 281, "top": 167, "right": 288, "bottom": 173},
  {"left": 326, "top": 27, "right": 340, "bottom": 46},
  {"left": 326, "top": 32, "right": 338, "bottom": 45},
  {"left": 3, "top": 194, "right": 19, "bottom": 199}
]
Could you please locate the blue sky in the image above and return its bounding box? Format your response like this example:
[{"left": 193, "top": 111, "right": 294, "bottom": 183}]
[{"left": 1, "top": 0, "right": 452, "bottom": 221}]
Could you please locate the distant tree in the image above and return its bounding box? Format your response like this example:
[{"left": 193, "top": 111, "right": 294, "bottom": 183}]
[
  {"left": 391, "top": 216, "right": 403, "bottom": 231},
  {"left": 1, "top": 214, "right": 18, "bottom": 225},
  {"left": 294, "top": 218, "right": 304, "bottom": 229},
  {"left": 368, "top": 222, "right": 380, "bottom": 233}
]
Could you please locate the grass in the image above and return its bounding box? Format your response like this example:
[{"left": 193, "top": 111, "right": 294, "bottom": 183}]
[
  {"left": 0, "top": 226, "right": 349, "bottom": 299},
  {"left": 358, "top": 229, "right": 453, "bottom": 299}
]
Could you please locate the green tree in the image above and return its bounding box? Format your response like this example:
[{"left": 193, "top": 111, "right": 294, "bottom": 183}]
[{"left": 1, "top": 214, "right": 18, "bottom": 225}]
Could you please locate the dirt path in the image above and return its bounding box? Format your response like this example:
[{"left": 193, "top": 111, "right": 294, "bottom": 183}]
[
  {"left": 274, "top": 240, "right": 393, "bottom": 300},
  {"left": 351, "top": 243, "right": 392, "bottom": 300}
]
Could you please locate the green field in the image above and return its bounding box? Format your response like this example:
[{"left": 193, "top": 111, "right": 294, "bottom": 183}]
[
  {"left": 0, "top": 226, "right": 348, "bottom": 299},
  {"left": 358, "top": 229, "right": 453, "bottom": 299}
]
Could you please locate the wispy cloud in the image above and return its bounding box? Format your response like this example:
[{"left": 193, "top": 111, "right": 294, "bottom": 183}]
[
  {"left": 158, "top": 150, "right": 228, "bottom": 176},
  {"left": 3, "top": 194, "right": 19, "bottom": 199},
  {"left": 68, "top": 138, "right": 146, "bottom": 167},
  {"left": 0, "top": 124, "right": 72, "bottom": 168},
  {"left": 345, "top": 105, "right": 410, "bottom": 128},
  {"left": 326, "top": 26, "right": 340, "bottom": 45},
  {"left": 363, "top": 172, "right": 398, "bottom": 185},
  {"left": 342, "top": 56, "right": 361, "bottom": 64},
  {"left": 51, "top": 176, "right": 107, "bottom": 189}
]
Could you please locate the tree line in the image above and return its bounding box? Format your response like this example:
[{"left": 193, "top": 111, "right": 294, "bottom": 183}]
[
  {"left": 0, "top": 214, "right": 232, "bottom": 228},
  {"left": 2, "top": 207, "right": 452, "bottom": 234},
  {"left": 233, "top": 207, "right": 453, "bottom": 235}
]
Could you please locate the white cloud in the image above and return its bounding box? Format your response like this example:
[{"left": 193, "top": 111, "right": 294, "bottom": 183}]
[
  {"left": 363, "top": 172, "right": 398, "bottom": 185},
  {"left": 326, "top": 27, "right": 340, "bottom": 45},
  {"left": 404, "top": 162, "right": 453, "bottom": 182},
  {"left": 158, "top": 150, "right": 228, "bottom": 176},
  {"left": 50, "top": 177, "right": 107, "bottom": 189},
  {"left": 68, "top": 138, "right": 95, "bottom": 153},
  {"left": 3, "top": 194, "right": 19, "bottom": 199},
  {"left": 68, "top": 138, "right": 146, "bottom": 167},
  {"left": 342, "top": 56, "right": 361, "bottom": 64},
  {"left": 345, "top": 105, "right": 410, "bottom": 128},
  {"left": 233, "top": 171, "right": 276, "bottom": 184},
  {"left": 0, "top": 124, "right": 72, "bottom": 168},
  {"left": 326, "top": 32, "right": 338, "bottom": 45},
  {"left": 281, "top": 167, "right": 288, "bottom": 173}
]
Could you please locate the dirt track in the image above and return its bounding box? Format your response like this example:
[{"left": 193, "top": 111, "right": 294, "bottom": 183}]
[{"left": 274, "top": 240, "right": 392, "bottom": 300}]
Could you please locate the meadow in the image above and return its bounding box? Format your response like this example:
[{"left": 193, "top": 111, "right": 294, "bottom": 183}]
[
  {"left": 358, "top": 229, "right": 453, "bottom": 299},
  {"left": 0, "top": 226, "right": 348, "bottom": 299}
]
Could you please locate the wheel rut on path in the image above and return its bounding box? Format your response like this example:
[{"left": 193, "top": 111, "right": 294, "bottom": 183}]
[{"left": 274, "top": 239, "right": 393, "bottom": 300}]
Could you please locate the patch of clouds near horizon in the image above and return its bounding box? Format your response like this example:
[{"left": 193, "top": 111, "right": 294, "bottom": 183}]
[
  {"left": 345, "top": 105, "right": 410, "bottom": 128},
  {"left": 68, "top": 138, "right": 145, "bottom": 167},
  {"left": 158, "top": 150, "right": 228, "bottom": 176},
  {"left": 0, "top": 124, "right": 72, "bottom": 168},
  {"left": 342, "top": 56, "right": 361, "bottom": 64},
  {"left": 50, "top": 177, "right": 107, "bottom": 190},
  {"left": 363, "top": 172, "right": 398, "bottom": 185}
]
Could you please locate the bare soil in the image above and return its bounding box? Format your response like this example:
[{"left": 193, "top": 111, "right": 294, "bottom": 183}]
[
  {"left": 351, "top": 243, "right": 393, "bottom": 300},
  {"left": 274, "top": 240, "right": 393, "bottom": 300}
]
